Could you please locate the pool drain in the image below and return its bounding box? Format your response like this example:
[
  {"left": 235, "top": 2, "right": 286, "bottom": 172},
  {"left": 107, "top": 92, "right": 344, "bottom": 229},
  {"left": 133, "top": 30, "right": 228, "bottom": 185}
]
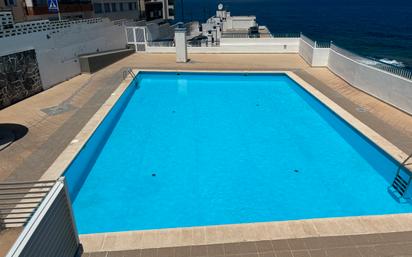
[
  {"left": 152, "top": 173, "right": 156, "bottom": 177},
  {"left": 294, "top": 170, "right": 299, "bottom": 173}
]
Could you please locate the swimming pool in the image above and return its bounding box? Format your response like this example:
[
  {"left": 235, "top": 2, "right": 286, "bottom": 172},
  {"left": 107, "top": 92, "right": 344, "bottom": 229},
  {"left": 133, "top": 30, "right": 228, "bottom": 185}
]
[{"left": 64, "top": 72, "right": 412, "bottom": 234}]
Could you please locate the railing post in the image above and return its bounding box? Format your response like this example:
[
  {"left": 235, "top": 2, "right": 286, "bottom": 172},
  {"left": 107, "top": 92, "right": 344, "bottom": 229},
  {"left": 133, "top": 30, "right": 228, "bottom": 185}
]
[
  {"left": 60, "top": 177, "right": 80, "bottom": 247},
  {"left": 133, "top": 27, "right": 138, "bottom": 53}
]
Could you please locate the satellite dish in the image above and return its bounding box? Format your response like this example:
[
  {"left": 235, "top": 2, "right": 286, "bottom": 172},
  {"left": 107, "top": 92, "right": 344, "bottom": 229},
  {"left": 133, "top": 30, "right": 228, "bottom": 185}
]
[{"left": 218, "top": 3, "right": 224, "bottom": 10}]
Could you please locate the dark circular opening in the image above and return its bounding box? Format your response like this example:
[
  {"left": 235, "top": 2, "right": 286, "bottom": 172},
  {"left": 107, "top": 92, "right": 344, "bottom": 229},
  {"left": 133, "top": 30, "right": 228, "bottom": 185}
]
[{"left": 0, "top": 124, "right": 29, "bottom": 151}]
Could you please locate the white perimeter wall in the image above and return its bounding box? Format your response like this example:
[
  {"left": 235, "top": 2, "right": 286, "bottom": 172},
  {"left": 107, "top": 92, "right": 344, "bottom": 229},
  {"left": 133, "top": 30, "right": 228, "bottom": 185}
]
[
  {"left": 298, "top": 38, "right": 313, "bottom": 64},
  {"left": 146, "top": 38, "right": 300, "bottom": 54},
  {"left": 299, "top": 38, "right": 329, "bottom": 67},
  {"left": 328, "top": 49, "right": 412, "bottom": 114},
  {"left": 0, "top": 19, "right": 126, "bottom": 89}
]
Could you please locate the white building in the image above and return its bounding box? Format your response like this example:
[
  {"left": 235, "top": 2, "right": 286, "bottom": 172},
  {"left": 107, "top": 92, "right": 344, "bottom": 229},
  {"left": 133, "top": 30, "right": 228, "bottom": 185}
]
[{"left": 197, "top": 4, "right": 264, "bottom": 46}]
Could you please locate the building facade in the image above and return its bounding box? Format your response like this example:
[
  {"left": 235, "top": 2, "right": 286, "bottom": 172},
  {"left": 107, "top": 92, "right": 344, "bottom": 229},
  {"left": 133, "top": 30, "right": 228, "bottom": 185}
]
[
  {"left": 92, "top": 0, "right": 142, "bottom": 20},
  {"left": 0, "top": 0, "right": 94, "bottom": 21},
  {"left": 140, "top": 0, "right": 174, "bottom": 21}
]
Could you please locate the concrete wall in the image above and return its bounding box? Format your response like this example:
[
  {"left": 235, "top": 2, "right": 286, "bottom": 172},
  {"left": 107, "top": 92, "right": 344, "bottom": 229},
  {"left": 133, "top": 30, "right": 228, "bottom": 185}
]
[
  {"left": 298, "top": 38, "right": 313, "bottom": 65},
  {"left": 298, "top": 38, "right": 330, "bottom": 67},
  {"left": 223, "top": 16, "right": 256, "bottom": 31},
  {"left": 312, "top": 48, "right": 330, "bottom": 67},
  {"left": 0, "top": 19, "right": 126, "bottom": 89},
  {"left": 6, "top": 179, "right": 80, "bottom": 257},
  {"left": 0, "top": 49, "right": 43, "bottom": 109},
  {"left": 328, "top": 49, "right": 412, "bottom": 114}
]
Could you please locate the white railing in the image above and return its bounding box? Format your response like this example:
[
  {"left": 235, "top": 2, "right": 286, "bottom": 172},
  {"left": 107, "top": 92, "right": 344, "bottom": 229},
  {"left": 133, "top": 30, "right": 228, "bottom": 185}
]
[
  {"left": 331, "top": 44, "right": 412, "bottom": 80},
  {"left": 0, "top": 180, "right": 55, "bottom": 228},
  {"left": 5, "top": 178, "right": 80, "bottom": 257},
  {"left": 147, "top": 41, "right": 175, "bottom": 47},
  {"left": 221, "top": 32, "right": 300, "bottom": 39}
]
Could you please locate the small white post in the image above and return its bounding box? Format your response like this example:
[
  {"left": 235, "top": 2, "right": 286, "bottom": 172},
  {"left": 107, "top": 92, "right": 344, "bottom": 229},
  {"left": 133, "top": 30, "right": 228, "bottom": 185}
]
[
  {"left": 133, "top": 28, "right": 138, "bottom": 52},
  {"left": 175, "top": 25, "right": 188, "bottom": 63}
]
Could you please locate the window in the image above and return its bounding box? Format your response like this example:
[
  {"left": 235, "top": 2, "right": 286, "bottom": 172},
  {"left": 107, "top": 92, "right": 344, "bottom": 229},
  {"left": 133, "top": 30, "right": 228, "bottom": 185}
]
[
  {"left": 132, "top": 2, "right": 136, "bottom": 10},
  {"left": 104, "top": 3, "right": 111, "bottom": 12},
  {"left": 93, "top": 3, "right": 102, "bottom": 13},
  {"left": 168, "top": 8, "right": 174, "bottom": 16},
  {"left": 128, "top": 2, "right": 132, "bottom": 10},
  {"left": 4, "top": 0, "right": 16, "bottom": 6},
  {"left": 111, "top": 3, "right": 117, "bottom": 12},
  {"left": 119, "top": 2, "right": 123, "bottom": 11}
]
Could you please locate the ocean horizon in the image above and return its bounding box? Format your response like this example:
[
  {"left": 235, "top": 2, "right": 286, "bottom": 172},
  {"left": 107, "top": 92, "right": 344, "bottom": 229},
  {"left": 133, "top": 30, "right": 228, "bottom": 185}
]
[{"left": 175, "top": 0, "right": 412, "bottom": 70}]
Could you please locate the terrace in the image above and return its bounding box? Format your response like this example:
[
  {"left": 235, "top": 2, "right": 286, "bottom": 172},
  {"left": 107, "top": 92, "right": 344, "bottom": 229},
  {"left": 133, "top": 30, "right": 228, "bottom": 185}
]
[{"left": 1, "top": 52, "right": 412, "bottom": 257}]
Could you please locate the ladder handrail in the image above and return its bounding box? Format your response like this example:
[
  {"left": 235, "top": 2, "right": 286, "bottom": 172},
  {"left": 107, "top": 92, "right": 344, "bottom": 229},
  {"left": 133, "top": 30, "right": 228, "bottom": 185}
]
[
  {"left": 122, "top": 68, "right": 136, "bottom": 80},
  {"left": 397, "top": 153, "right": 412, "bottom": 174}
]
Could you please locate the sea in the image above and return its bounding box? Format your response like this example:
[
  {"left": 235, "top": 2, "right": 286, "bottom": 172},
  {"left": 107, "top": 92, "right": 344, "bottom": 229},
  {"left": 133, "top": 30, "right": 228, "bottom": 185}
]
[{"left": 174, "top": 0, "right": 412, "bottom": 69}]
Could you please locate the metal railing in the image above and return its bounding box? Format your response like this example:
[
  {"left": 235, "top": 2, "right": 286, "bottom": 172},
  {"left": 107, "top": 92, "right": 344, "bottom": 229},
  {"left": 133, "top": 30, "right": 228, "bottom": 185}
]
[
  {"left": 315, "top": 41, "right": 332, "bottom": 48},
  {"left": 331, "top": 44, "right": 412, "bottom": 80},
  {"left": 147, "top": 41, "right": 175, "bottom": 47},
  {"left": 0, "top": 180, "right": 55, "bottom": 229},
  {"left": 221, "top": 32, "right": 250, "bottom": 39},
  {"left": 221, "top": 32, "right": 300, "bottom": 39},
  {"left": 271, "top": 32, "right": 301, "bottom": 38},
  {"left": 300, "top": 33, "right": 316, "bottom": 47},
  {"left": 5, "top": 177, "right": 81, "bottom": 257}
]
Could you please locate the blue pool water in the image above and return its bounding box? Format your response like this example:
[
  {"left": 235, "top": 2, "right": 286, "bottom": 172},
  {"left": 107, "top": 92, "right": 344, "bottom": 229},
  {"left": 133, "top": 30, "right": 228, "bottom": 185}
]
[{"left": 66, "top": 72, "right": 412, "bottom": 234}]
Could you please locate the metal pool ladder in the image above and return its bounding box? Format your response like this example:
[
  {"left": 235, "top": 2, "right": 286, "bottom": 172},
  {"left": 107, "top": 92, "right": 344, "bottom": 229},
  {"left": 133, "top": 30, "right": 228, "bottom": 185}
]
[
  {"left": 123, "top": 68, "right": 136, "bottom": 80},
  {"left": 388, "top": 153, "right": 412, "bottom": 203}
]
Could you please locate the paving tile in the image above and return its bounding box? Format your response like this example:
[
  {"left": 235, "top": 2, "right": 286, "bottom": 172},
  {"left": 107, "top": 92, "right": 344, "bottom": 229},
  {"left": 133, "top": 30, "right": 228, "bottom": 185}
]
[
  {"left": 287, "top": 239, "right": 307, "bottom": 250},
  {"left": 271, "top": 240, "right": 291, "bottom": 251},
  {"left": 374, "top": 242, "right": 412, "bottom": 256},
  {"left": 356, "top": 246, "right": 379, "bottom": 257},
  {"left": 190, "top": 245, "right": 207, "bottom": 257},
  {"left": 157, "top": 247, "right": 175, "bottom": 257},
  {"left": 105, "top": 251, "right": 124, "bottom": 257},
  {"left": 206, "top": 244, "right": 224, "bottom": 256},
  {"left": 275, "top": 250, "right": 293, "bottom": 257},
  {"left": 242, "top": 254, "right": 259, "bottom": 257},
  {"left": 237, "top": 242, "right": 258, "bottom": 254},
  {"left": 89, "top": 252, "right": 108, "bottom": 257},
  {"left": 379, "top": 231, "right": 412, "bottom": 243},
  {"left": 307, "top": 249, "right": 326, "bottom": 257},
  {"left": 224, "top": 242, "right": 257, "bottom": 255},
  {"left": 258, "top": 252, "right": 276, "bottom": 257},
  {"left": 122, "top": 250, "right": 141, "bottom": 257},
  {"left": 303, "top": 238, "right": 322, "bottom": 250},
  {"left": 291, "top": 250, "right": 311, "bottom": 257},
  {"left": 106, "top": 251, "right": 127, "bottom": 257},
  {"left": 325, "top": 247, "right": 362, "bottom": 257},
  {"left": 350, "top": 234, "right": 384, "bottom": 246},
  {"left": 256, "top": 240, "right": 274, "bottom": 253},
  {"left": 174, "top": 246, "right": 190, "bottom": 257},
  {"left": 319, "top": 236, "right": 353, "bottom": 249},
  {"left": 141, "top": 248, "right": 157, "bottom": 257}
]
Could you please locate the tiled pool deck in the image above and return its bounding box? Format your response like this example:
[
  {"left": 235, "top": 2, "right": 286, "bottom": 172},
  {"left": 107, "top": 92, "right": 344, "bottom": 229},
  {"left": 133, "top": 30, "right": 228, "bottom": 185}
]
[
  {"left": 82, "top": 231, "right": 412, "bottom": 257},
  {"left": 1, "top": 53, "right": 412, "bottom": 256}
]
